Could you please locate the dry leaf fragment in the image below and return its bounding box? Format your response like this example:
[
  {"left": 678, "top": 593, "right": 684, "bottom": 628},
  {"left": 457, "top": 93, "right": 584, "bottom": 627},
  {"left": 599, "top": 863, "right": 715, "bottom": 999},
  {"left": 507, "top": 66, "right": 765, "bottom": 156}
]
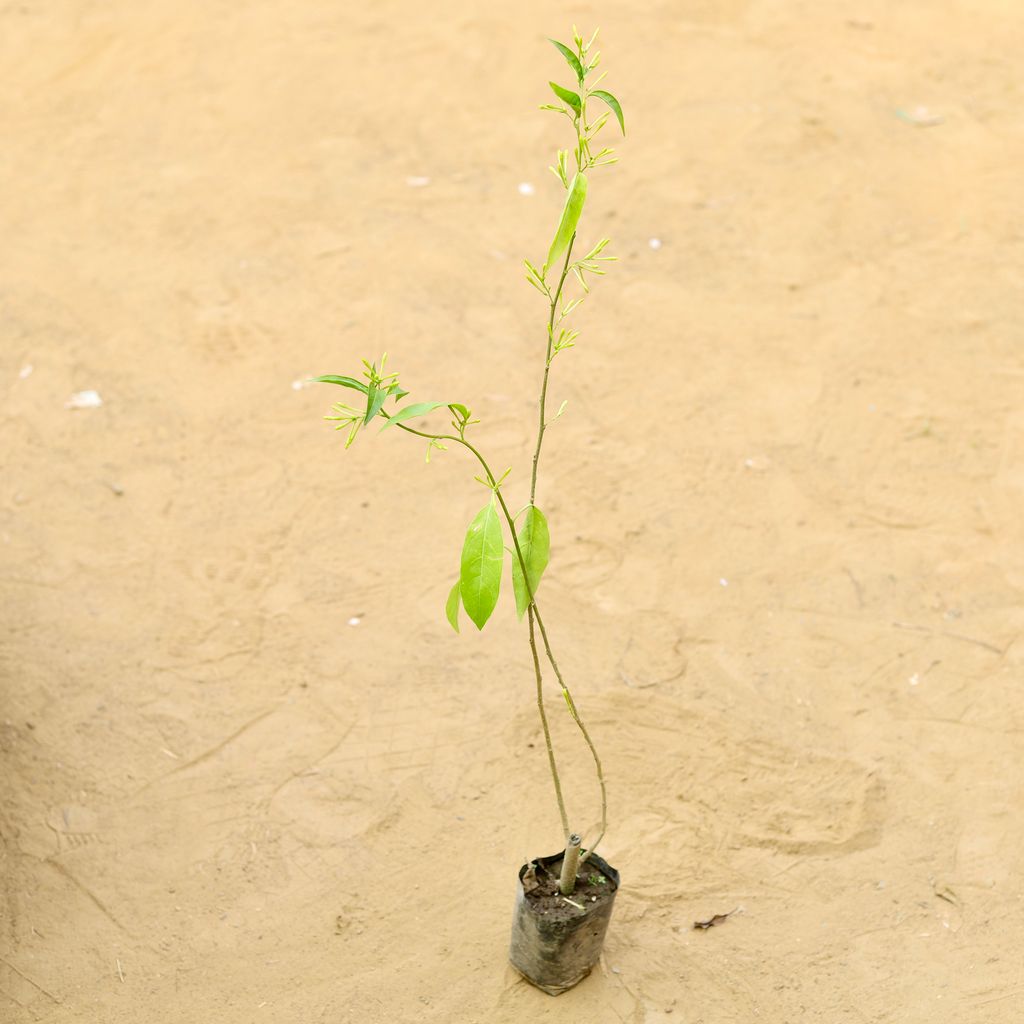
[{"left": 693, "top": 908, "right": 737, "bottom": 931}]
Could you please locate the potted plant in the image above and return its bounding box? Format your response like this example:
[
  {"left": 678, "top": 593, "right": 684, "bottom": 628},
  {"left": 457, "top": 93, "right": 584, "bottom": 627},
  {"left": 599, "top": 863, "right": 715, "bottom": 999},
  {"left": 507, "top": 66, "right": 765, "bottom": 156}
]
[{"left": 314, "top": 27, "right": 626, "bottom": 995}]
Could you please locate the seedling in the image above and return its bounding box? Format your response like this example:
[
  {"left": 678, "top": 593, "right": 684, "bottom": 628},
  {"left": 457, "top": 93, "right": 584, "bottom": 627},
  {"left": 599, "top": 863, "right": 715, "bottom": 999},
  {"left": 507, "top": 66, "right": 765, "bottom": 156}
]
[{"left": 315, "top": 28, "right": 626, "bottom": 988}]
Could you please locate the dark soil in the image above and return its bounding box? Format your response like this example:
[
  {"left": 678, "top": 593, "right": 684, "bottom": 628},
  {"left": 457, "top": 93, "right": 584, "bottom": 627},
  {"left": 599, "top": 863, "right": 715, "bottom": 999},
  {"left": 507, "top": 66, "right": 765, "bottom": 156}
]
[{"left": 520, "top": 855, "right": 618, "bottom": 924}]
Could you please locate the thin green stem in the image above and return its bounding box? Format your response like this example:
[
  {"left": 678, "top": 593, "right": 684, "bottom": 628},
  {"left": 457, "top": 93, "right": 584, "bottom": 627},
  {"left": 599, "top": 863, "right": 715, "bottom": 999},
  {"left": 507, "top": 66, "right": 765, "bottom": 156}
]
[
  {"left": 530, "top": 236, "right": 576, "bottom": 504},
  {"left": 528, "top": 606, "right": 569, "bottom": 840}
]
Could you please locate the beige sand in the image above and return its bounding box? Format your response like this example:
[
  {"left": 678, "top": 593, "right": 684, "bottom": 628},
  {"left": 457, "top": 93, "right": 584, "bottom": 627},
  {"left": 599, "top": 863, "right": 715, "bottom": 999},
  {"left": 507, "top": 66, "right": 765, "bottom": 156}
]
[{"left": 3, "top": 2, "right": 1023, "bottom": 1020}]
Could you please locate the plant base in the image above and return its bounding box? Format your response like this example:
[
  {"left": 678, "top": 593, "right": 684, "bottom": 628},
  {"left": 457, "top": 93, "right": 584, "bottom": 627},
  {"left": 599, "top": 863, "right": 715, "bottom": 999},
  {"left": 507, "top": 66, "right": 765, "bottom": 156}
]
[{"left": 508, "top": 850, "right": 619, "bottom": 995}]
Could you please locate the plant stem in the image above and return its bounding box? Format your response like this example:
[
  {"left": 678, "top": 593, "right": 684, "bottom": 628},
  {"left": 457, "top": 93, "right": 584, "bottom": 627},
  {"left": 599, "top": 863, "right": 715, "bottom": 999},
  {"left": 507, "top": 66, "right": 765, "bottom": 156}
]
[
  {"left": 558, "top": 833, "right": 582, "bottom": 896},
  {"left": 529, "top": 237, "right": 576, "bottom": 504},
  {"left": 528, "top": 606, "right": 569, "bottom": 841}
]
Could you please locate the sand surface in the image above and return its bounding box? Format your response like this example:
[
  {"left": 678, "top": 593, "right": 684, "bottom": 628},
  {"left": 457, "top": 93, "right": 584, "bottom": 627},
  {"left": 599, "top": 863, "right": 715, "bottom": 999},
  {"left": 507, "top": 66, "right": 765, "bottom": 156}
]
[{"left": 3, "top": 1, "right": 1024, "bottom": 1021}]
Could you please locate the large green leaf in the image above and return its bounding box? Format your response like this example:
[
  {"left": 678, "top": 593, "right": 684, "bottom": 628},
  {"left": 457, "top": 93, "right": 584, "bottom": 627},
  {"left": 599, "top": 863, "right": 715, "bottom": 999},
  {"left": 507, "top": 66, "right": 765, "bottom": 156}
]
[
  {"left": 380, "top": 401, "right": 445, "bottom": 431},
  {"left": 459, "top": 500, "right": 503, "bottom": 630},
  {"left": 546, "top": 172, "right": 588, "bottom": 270},
  {"left": 511, "top": 505, "right": 551, "bottom": 620},
  {"left": 548, "top": 39, "right": 584, "bottom": 83},
  {"left": 590, "top": 89, "right": 625, "bottom": 135},
  {"left": 445, "top": 579, "right": 461, "bottom": 633},
  {"left": 312, "top": 374, "right": 368, "bottom": 395},
  {"left": 549, "top": 81, "right": 582, "bottom": 116}
]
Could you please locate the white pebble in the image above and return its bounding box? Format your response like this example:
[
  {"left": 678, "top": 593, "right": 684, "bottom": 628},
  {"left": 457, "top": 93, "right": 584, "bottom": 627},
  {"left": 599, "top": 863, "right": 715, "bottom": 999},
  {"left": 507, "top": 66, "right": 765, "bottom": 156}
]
[
  {"left": 406, "top": 176, "right": 430, "bottom": 188},
  {"left": 719, "top": 578, "right": 729, "bottom": 587},
  {"left": 347, "top": 617, "right": 361, "bottom": 627},
  {"left": 65, "top": 389, "right": 103, "bottom": 409},
  {"left": 517, "top": 182, "right": 535, "bottom": 196},
  {"left": 909, "top": 673, "right": 920, "bottom": 686},
  {"left": 648, "top": 238, "right": 662, "bottom": 250},
  {"left": 19, "top": 364, "right": 33, "bottom": 379}
]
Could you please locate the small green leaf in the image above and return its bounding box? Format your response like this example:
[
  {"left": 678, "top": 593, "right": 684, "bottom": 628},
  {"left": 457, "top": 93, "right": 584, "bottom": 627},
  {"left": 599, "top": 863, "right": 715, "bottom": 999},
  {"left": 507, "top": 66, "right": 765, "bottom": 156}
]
[
  {"left": 590, "top": 89, "right": 625, "bottom": 134},
  {"left": 445, "top": 580, "right": 461, "bottom": 634},
  {"left": 380, "top": 401, "right": 445, "bottom": 431},
  {"left": 312, "top": 374, "right": 369, "bottom": 395},
  {"left": 364, "top": 383, "right": 388, "bottom": 424},
  {"left": 449, "top": 403, "right": 470, "bottom": 420},
  {"left": 547, "top": 172, "right": 588, "bottom": 270},
  {"left": 387, "top": 382, "right": 410, "bottom": 402},
  {"left": 549, "top": 81, "right": 582, "bottom": 116},
  {"left": 548, "top": 38, "right": 584, "bottom": 83},
  {"left": 511, "top": 505, "right": 551, "bottom": 620},
  {"left": 460, "top": 499, "right": 503, "bottom": 630}
]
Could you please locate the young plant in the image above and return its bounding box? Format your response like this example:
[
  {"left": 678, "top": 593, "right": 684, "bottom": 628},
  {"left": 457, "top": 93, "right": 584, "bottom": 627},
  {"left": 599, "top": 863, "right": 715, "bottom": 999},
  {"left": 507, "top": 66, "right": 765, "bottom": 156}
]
[{"left": 315, "top": 27, "right": 624, "bottom": 893}]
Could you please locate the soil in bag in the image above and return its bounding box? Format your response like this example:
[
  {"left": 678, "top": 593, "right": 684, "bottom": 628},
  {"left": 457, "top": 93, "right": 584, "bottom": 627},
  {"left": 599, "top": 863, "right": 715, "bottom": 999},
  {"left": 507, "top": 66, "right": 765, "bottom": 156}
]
[{"left": 509, "top": 850, "right": 619, "bottom": 995}]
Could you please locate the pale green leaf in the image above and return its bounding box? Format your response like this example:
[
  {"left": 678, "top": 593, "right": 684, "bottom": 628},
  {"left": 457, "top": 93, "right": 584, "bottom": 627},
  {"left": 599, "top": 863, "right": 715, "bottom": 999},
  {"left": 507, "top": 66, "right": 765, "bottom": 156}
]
[
  {"left": 445, "top": 579, "right": 461, "bottom": 633},
  {"left": 548, "top": 81, "right": 582, "bottom": 116},
  {"left": 547, "top": 172, "right": 588, "bottom": 270},
  {"left": 312, "top": 374, "right": 369, "bottom": 395},
  {"left": 511, "top": 505, "right": 551, "bottom": 620},
  {"left": 364, "top": 382, "right": 388, "bottom": 424},
  {"left": 548, "top": 39, "right": 584, "bottom": 83},
  {"left": 380, "top": 401, "right": 445, "bottom": 431},
  {"left": 590, "top": 89, "right": 625, "bottom": 134},
  {"left": 459, "top": 500, "right": 503, "bottom": 630}
]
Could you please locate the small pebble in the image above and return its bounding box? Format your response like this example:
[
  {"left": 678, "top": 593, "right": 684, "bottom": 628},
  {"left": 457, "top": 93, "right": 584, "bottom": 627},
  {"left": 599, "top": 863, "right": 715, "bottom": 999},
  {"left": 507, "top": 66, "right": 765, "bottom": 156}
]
[
  {"left": 517, "top": 182, "right": 535, "bottom": 196},
  {"left": 648, "top": 237, "right": 662, "bottom": 250},
  {"left": 19, "top": 364, "right": 33, "bottom": 379},
  {"left": 347, "top": 617, "right": 361, "bottom": 627},
  {"left": 406, "top": 175, "right": 431, "bottom": 188},
  {"left": 896, "top": 105, "right": 944, "bottom": 128},
  {"left": 719, "top": 578, "right": 729, "bottom": 587},
  {"left": 65, "top": 390, "right": 103, "bottom": 409}
]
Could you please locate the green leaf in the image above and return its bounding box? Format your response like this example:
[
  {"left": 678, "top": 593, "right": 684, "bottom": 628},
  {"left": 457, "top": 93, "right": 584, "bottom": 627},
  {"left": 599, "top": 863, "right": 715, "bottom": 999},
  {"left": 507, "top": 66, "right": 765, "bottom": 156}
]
[
  {"left": 387, "top": 382, "right": 410, "bottom": 402},
  {"left": 449, "top": 403, "right": 470, "bottom": 420},
  {"left": 549, "top": 81, "right": 581, "bottom": 116},
  {"left": 548, "top": 38, "right": 584, "bottom": 83},
  {"left": 445, "top": 580, "right": 461, "bottom": 634},
  {"left": 590, "top": 89, "right": 625, "bottom": 134},
  {"left": 312, "top": 374, "right": 369, "bottom": 395},
  {"left": 546, "top": 172, "right": 588, "bottom": 270},
  {"left": 511, "top": 505, "right": 551, "bottom": 620},
  {"left": 364, "top": 383, "right": 388, "bottom": 424},
  {"left": 459, "top": 499, "right": 503, "bottom": 630},
  {"left": 380, "top": 401, "right": 445, "bottom": 431}
]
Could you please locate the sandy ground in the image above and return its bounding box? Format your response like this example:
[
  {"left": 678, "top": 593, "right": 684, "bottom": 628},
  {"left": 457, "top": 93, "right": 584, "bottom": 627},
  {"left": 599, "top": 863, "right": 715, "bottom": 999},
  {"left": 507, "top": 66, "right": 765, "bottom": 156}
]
[{"left": 3, "top": 1, "right": 1024, "bottom": 1020}]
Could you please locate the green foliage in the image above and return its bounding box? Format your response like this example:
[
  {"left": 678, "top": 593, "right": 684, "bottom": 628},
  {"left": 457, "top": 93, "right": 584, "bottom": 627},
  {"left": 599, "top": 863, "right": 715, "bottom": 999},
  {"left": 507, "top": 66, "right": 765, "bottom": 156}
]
[
  {"left": 459, "top": 499, "right": 503, "bottom": 630},
  {"left": 548, "top": 81, "right": 582, "bottom": 117},
  {"left": 312, "top": 374, "right": 368, "bottom": 395},
  {"left": 511, "top": 506, "right": 551, "bottom": 620},
  {"left": 380, "top": 401, "right": 445, "bottom": 431},
  {"left": 548, "top": 38, "right": 584, "bottom": 83},
  {"left": 445, "top": 579, "right": 461, "bottom": 633},
  {"left": 590, "top": 90, "right": 625, "bottom": 135},
  {"left": 546, "top": 172, "right": 588, "bottom": 270}
]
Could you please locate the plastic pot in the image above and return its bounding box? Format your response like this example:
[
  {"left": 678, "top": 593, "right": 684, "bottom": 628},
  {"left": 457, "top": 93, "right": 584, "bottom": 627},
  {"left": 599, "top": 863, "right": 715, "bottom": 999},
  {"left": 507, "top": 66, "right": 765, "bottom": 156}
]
[{"left": 508, "top": 849, "right": 619, "bottom": 995}]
